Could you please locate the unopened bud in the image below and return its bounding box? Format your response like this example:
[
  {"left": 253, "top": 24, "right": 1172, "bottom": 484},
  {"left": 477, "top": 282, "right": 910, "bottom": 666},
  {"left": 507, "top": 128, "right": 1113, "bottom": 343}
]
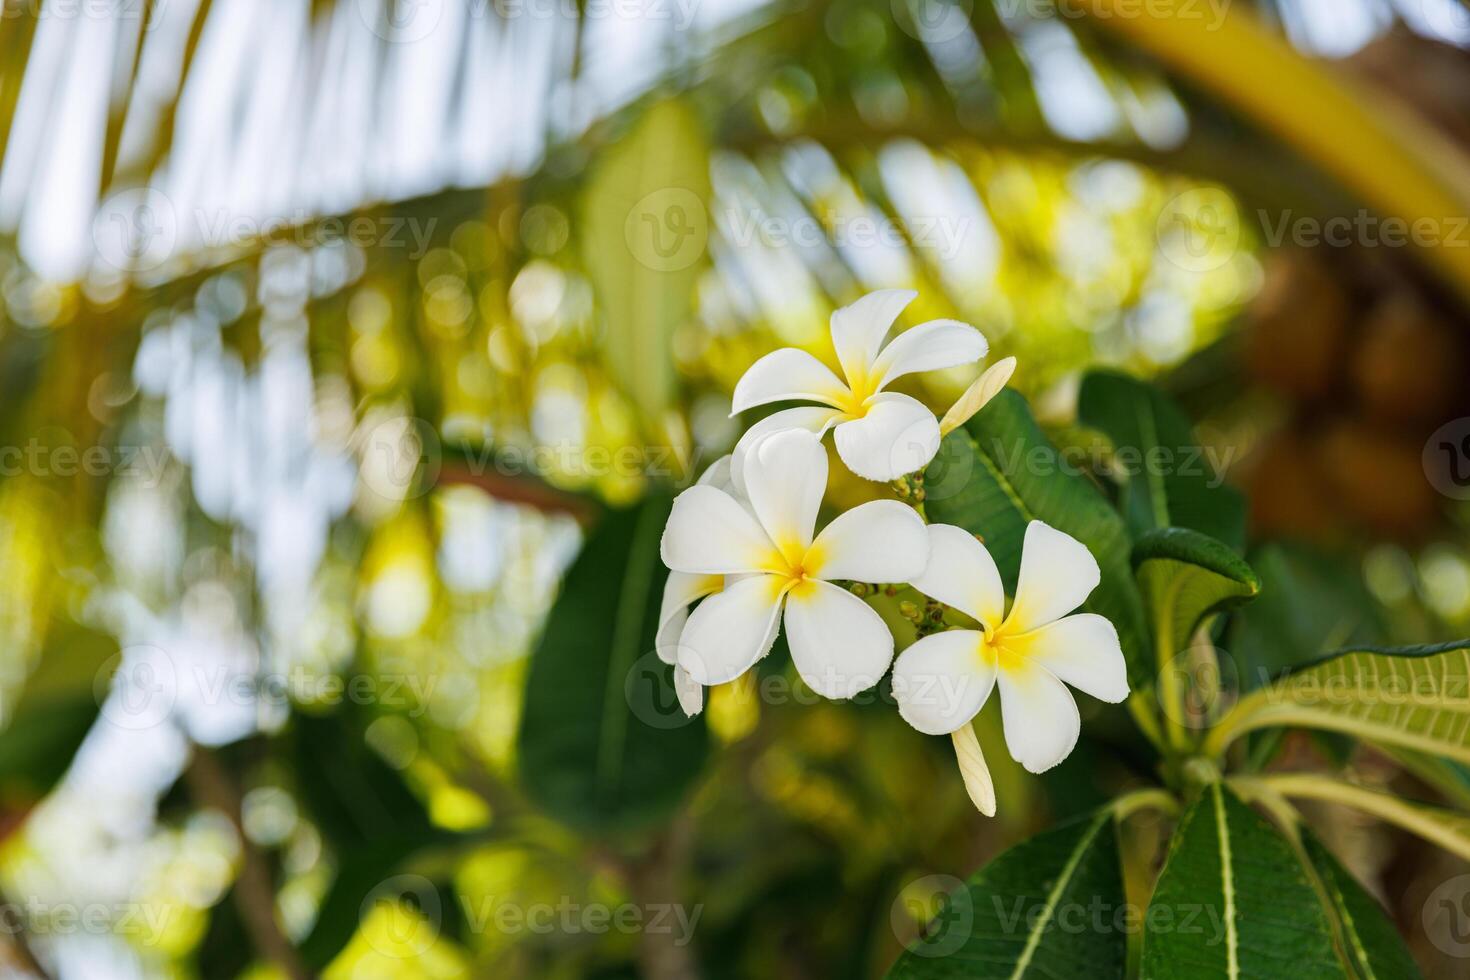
[{"left": 939, "top": 356, "right": 1017, "bottom": 436}]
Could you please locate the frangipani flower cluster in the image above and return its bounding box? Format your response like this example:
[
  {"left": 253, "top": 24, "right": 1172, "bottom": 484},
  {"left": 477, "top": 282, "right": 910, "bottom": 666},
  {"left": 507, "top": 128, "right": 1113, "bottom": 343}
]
[{"left": 657, "top": 290, "right": 1128, "bottom": 812}]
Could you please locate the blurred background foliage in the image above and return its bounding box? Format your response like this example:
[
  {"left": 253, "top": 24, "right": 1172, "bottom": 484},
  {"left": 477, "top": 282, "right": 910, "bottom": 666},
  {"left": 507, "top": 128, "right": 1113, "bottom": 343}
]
[{"left": 2, "top": 0, "right": 1470, "bottom": 976}]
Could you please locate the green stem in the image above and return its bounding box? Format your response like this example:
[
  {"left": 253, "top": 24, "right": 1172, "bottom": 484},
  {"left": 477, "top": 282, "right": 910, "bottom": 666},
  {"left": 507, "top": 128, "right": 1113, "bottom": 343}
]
[
  {"left": 1154, "top": 627, "right": 1191, "bottom": 755},
  {"left": 1112, "top": 787, "right": 1180, "bottom": 822},
  {"left": 1127, "top": 694, "right": 1167, "bottom": 755},
  {"left": 1200, "top": 704, "right": 1251, "bottom": 761}
]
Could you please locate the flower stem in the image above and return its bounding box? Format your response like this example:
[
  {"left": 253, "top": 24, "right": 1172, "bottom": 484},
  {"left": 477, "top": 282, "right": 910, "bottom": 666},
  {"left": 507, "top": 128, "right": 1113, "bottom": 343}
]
[{"left": 1127, "top": 694, "right": 1167, "bottom": 754}]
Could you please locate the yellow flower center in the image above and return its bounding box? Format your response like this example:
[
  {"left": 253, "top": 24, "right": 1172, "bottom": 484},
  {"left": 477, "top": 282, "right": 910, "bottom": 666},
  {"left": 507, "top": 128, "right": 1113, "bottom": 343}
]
[
  {"left": 771, "top": 538, "right": 825, "bottom": 596},
  {"left": 837, "top": 366, "right": 881, "bottom": 419},
  {"left": 979, "top": 623, "right": 1025, "bottom": 673}
]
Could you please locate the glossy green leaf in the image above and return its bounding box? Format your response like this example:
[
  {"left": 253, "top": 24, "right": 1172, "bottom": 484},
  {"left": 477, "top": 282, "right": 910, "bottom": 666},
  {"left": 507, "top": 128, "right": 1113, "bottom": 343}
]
[
  {"left": 518, "top": 494, "right": 709, "bottom": 834},
  {"left": 1134, "top": 527, "right": 1259, "bottom": 658},
  {"left": 1300, "top": 833, "right": 1422, "bottom": 979},
  {"left": 925, "top": 390, "right": 1151, "bottom": 689},
  {"left": 581, "top": 99, "right": 710, "bottom": 429},
  {"left": 1207, "top": 641, "right": 1470, "bottom": 762},
  {"left": 888, "top": 809, "right": 1125, "bottom": 979},
  {"left": 1077, "top": 370, "right": 1246, "bottom": 552},
  {"left": 1141, "top": 784, "right": 1341, "bottom": 979}
]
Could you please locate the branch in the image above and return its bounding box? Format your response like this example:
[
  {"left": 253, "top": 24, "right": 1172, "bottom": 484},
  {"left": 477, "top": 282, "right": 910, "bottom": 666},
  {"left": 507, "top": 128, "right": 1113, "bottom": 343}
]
[{"left": 185, "top": 746, "right": 313, "bottom": 980}]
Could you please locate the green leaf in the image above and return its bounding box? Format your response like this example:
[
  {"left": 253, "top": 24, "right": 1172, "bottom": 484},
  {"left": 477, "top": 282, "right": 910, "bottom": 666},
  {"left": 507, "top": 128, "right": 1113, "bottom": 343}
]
[
  {"left": 517, "top": 494, "right": 709, "bottom": 834},
  {"left": 1141, "top": 784, "right": 1341, "bottom": 979},
  {"left": 581, "top": 99, "right": 710, "bottom": 429},
  {"left": 925, "top": 390, "right": 1152, "bottom": 689},
  {"left": 1077, "top": 370, "right": 1246, "bottom": 551},
  {"left": 1133, "top": 527, "right": 1259, "bottom": 658},
  {"left": 1300, "top": 832, "right": 1424, "bottom": 980},
  {"left": 0, "top": 623, "right": 116, "bottom": 807},
  {"left": 887, "top": 809, "right": 1125, "bottom": 979},
  {"left": 291, "top": 709, "right": 438, "bottom": 847},
  {"left": 1248, "top": 772, "right": 1470, "bottom": 864},
  {"left": 0, "top": 696, "right": 98, "bottom": 804},
  {"left": 291, "top": 707, "right": 448, "bottom": 969},
  {"left": 1206, "top": 641, "right": 1470, "bottom": 762}
]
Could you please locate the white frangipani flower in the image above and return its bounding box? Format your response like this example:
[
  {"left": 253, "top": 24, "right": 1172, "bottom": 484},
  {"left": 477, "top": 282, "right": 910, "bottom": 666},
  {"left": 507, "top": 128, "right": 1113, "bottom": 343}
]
[
  {"left": 661, "top": 429, "right": 929, "bottom": 699},
  {"left": 730, "top": 289, "right": 988, "bottom": 484},
  {"left": 892, "top": 521, "right": 1129, "bottom": 774},
  {"left": 655, "top": 456, "right": 741, "bottom": 717}
]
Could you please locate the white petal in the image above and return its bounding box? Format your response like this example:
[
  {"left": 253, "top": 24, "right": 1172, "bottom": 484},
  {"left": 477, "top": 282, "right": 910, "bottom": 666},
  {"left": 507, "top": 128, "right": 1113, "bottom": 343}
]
[
  {"left": 1007, "top": 521, "right": 1101, "bottom": 633},
  {"left": 1008, "top": 613, "right": 1129, "bottom": 703},
  {"left": 832, "top": 392, "right": 941, "bottom": 482},
  {"left": 740, "top": 430, "right": 827, "bottom": 561},
  {"left": 909, "top": 523, "right": 1006, "bottom": 630},
  {"left": 674, "top": 666, "right": 703, "bottom": 717},
  {"left": 808, "top": 500, "right": 928, "bottom": 584},
  {"left": 659, "top": 572, "right": 722, "bottom": 626},
  {"left": 951, "top": 723, "right": 996, "bottom": 817},
  {"left": 678, "top": 574, "right": 786, "bottom": 685},
  {"left": 873, "top": 319, "right": 988, "bottom": 389},
  {"left": 829, "top": 289, "right": 916, "bottom": 383},
  {"left": 661, "top": 486, "right": 779, "bottom": 575},
  {"left": 656, "top": 607, "right": 689, "bottom": 667},
  {"left": 997, "top": 662, "right": 1080, "bottom": 774},
  {"left": 783, "top": 581, "right": 894, "bottom": 699},
  {"left": 656, "top": 572, "right": 722, "bottom": 664},
  {"left": 891, "top": 630, "right": 994, "bottom": 735},
  {"left": 729, "top": 407, "right": 843, "bottom": 497},
  {"left": 730, "top": 348, "right": 849, "bottom": 414},
  {"left": 696, "top": 455, "right": 736, "bottom": 492}
]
